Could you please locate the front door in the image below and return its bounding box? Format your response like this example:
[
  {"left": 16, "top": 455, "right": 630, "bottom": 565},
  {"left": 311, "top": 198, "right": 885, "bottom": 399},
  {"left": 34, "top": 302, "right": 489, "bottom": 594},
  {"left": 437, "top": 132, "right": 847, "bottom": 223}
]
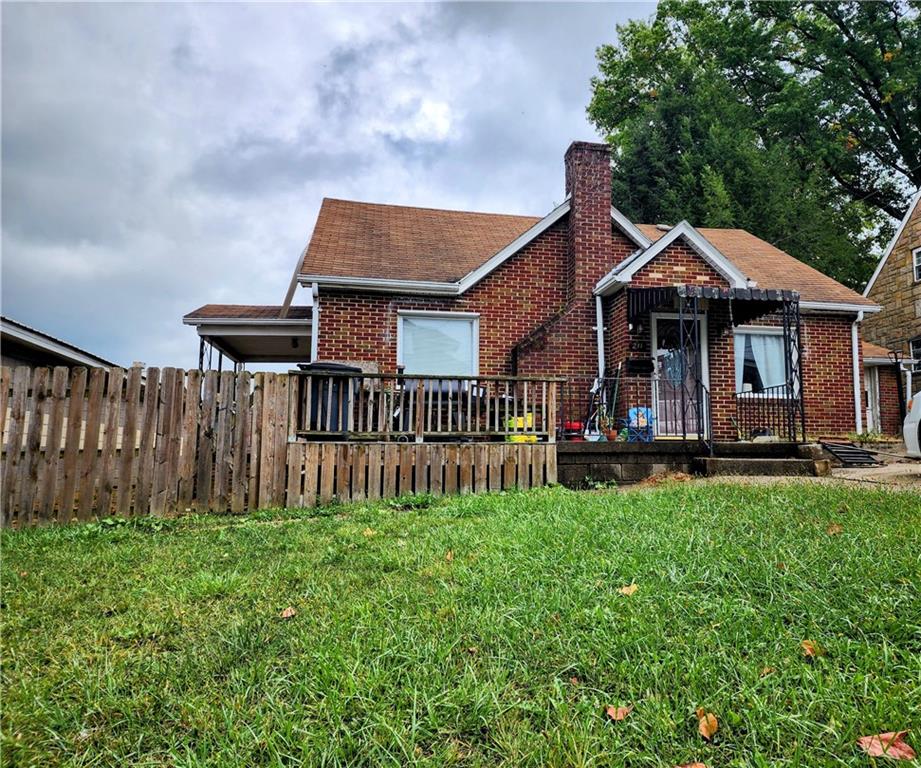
[
  {"left": 864, "top": 366, "right": 880, "bottom": 433},
  {"left": 651, "top": 314, "right": 709, "bottom": 437}
]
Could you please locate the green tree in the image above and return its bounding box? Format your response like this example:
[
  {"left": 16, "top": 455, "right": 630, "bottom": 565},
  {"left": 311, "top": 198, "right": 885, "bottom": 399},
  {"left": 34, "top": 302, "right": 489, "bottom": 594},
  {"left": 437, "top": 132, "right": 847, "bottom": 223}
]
[{"left": 589, "top": 0, "right": 920, "bottom": 289}]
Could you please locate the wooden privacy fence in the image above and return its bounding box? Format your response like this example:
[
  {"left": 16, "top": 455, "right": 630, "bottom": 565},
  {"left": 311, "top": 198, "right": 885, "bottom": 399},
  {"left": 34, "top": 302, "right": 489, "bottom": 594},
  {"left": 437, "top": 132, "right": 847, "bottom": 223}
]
[{"left": 1, "top": 366, "right": 558, "bottom": 527}]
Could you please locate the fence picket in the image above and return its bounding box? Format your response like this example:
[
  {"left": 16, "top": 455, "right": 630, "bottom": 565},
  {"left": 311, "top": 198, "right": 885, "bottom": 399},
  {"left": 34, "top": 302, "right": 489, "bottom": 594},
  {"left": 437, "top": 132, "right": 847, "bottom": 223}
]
[
  {"left": 230, "top": 372, "right": 250, "bottom": 513},
  {"left": 0, "top": 367, "right": 11, "bottom": 450},
  {"left": 177, "top": 369, "right": 201, "bottom": 510},
  {"left": 151, "top": 368, "right": 177, "bottom": 517},
  {"left": 77, "top": 368, "right": 106, "bottom": 521},
  {"left": 38, "top": 367, "right": 68, "bottom": 520},
  {"left": 2, "top": 367, "right": 30, "bottom": 524},
  {"left": 134, "top": 368, "right": 160, "bottom": 517},
  {"left": 248, "top": 373, "right": 264, "bottom": 509},
  {"left": 194, "top": 372, "right": 218, "bottom": 511},
  {"left": 19, "top": 367, "right": 50, "bottom": 525},
  {"left": 115, "top": 367, "right": 144, "bottom": 516},
  {"left": 258, "top": 373, "right": 277, "bottom": 509},
  {"left": 59, "top": 367, "right": 88, "bottom": 522},
  {"left": 214, "top": 371, "right": 234, "bottom": 511},
  {"left": 98, "top": 367, "right": 125, "bottom": 517},
  {"left": 319, "top": 443, "right": 335, "bottom": 504},
  {"left": 285, "top": 441, "right": 304, "bottom": 508},
  {"left": 303, "top": 443, "right": 319, "bottom": 507}
]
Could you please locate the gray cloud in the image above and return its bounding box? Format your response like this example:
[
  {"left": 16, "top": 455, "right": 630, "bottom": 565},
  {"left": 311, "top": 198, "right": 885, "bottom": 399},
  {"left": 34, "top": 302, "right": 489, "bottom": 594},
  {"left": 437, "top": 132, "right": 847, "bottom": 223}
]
[{"left": 2, "top": 2, "right": 654, "bottom": 368}]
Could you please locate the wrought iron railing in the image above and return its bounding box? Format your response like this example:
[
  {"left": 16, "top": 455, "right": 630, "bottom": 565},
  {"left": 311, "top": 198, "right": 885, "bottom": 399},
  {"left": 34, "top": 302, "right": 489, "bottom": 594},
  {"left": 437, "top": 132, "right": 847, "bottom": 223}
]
[
  {"left": 292, "top": 372, "right": 562, "bottom": 442},
  {"left": 734, "top": 384, "right": 803, "bottom": 442}
]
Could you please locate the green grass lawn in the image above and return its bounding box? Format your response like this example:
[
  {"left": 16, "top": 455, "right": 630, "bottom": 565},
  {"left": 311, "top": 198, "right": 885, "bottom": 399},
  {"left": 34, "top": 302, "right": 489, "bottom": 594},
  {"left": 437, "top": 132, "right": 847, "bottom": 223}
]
[{"left": 2, "top": 483, "right": 920, "bottom": 767}]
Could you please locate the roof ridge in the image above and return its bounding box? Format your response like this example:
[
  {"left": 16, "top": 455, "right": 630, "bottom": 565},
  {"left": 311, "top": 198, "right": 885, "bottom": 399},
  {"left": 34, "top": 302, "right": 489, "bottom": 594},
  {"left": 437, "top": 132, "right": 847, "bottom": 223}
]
[{"left": 322, "top": 197, "right": 542, "bottom": 220}]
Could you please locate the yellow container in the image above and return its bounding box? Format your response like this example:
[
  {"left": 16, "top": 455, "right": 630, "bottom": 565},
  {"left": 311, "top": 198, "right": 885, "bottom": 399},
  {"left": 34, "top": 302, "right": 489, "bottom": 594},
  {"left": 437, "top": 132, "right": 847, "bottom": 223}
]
[
  {"left": 506, "top": 434, "right": 538, "bottom": 443},
  {"left": 506, "top": 413, "right": 535, "bottom": 430}
]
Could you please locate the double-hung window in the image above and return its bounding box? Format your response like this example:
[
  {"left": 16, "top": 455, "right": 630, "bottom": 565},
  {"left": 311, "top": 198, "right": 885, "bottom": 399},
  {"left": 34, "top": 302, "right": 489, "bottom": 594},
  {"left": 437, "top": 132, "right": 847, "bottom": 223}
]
[
  {"left": 910, "top": 337, "right": 921, "bottom": 373},
  {"left": 734, "top": 327, "right": 791, "bottom": 395},
  {"left": 913, "top": 247, "right": 921, "bottom": 283},
  {"left": 397, "top": 312, "right": 479, "bottom": 376}
]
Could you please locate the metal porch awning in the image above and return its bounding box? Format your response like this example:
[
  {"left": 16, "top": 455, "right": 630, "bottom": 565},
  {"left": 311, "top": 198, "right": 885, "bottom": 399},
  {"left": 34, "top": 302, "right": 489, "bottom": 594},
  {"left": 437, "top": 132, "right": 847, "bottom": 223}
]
[{"left": 627, "top": 285, "right": 800, "bottom": 325}]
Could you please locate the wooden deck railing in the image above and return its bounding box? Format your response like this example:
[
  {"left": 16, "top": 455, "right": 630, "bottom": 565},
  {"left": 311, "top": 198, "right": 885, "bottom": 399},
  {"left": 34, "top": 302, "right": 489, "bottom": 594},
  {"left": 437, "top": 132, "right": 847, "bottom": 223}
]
[{"left": 293, "top": 372, "right": 563, "bottom": 442}]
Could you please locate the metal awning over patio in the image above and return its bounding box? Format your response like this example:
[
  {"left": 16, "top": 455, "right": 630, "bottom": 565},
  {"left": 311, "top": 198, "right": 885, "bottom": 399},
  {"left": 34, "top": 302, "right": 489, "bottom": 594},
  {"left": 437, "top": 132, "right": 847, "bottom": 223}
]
[
  {"left": 627, "top": 285, "right": 800, "bottom": 325},
  {"left": 183, "top": 305, "right": 313, "bottom": 366}
]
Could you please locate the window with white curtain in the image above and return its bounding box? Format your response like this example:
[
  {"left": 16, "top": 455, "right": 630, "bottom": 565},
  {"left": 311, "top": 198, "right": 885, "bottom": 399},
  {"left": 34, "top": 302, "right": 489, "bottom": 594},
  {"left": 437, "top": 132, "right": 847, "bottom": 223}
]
[
  {"left": 913, "top": 247, "right": 921, "bottom": 282},
  {"left": 398, "top": 313, "right": 478, "bottom": 375},
  {"left": 734, "top": 328, "right": 789, "bottom": 394}
]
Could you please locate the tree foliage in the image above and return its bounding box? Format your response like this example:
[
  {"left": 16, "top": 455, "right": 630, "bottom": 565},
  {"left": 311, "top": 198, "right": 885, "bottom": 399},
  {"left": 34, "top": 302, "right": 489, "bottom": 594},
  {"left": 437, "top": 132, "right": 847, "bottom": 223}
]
[{"left": 589, "top": 0, "right": 921, "bottom": 289}]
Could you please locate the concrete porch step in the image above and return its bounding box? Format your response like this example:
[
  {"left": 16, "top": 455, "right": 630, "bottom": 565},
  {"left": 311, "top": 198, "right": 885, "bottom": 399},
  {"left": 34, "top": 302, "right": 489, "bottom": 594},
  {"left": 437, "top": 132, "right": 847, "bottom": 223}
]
[{"left": 693, "top": 456, "right": 830, "bottom": 477}]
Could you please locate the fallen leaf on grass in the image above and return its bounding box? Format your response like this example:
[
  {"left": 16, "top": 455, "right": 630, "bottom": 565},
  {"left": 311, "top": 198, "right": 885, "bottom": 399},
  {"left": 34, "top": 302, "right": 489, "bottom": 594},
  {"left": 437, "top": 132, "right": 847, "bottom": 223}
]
[
  {"left": 466, "top": 646, "right": 478, "bottom": 655},
  {"left": 856, "top": 731, "right": 915, "bottom": 760},
  {"left": 676, "top": 763, "right": 708, "bottom": 768},
  {"left": 445, "top": 550, "right": 453, "bottom": 562},
  {"left": 569, "top": 676, "right": 580, "bottom": 686},
  {"left": 362, "top": 527, "right": 376, "bottom": 537},
  {"left": 696, "top": 708, "right": 718, "bottom": 741},
  {"left": 826, "top": 523, "right": 843, "bottom": 535},
  {"left": 801, "top": 640, "right": 825, "bottom": 658},
  {"left": 606, "top": 704, "right": 634, "bottom": 721},
  {"left": 279, "top": 606, "right": 297, "bottom": 619},
  {"left": 618, "top": 583, "right": 638, "bottom": 596},
  {"left": 760, "top": 666, "right": 776, "bottom": 677}
]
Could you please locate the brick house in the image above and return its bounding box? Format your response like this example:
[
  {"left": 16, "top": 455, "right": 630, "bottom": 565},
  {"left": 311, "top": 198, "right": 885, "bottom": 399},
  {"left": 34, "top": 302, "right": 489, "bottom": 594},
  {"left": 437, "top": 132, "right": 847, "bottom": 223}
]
[
  {"left": 185, "top": 142, "right": 881, "bottom": 443},
  {"left": 862, "top": 190, "right": 921, "bottom": 433}
]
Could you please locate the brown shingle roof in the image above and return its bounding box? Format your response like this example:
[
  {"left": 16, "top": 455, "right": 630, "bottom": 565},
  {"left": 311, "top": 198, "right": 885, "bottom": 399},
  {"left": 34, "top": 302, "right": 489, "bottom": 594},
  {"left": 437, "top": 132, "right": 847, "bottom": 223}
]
[
  {"left": 297, "top": 198, "right": 875, "bottom": 307},
  {"left": 862, "top": 340, "right": 893, "bottom": 360},
  {"left": 301, "top": 198, "right": 541, "bottom": 283},
  {"left": 635, "top": 225, "right": 875, "bottom": 307},
  {"left": 184, "top": 305, "right": 312, "bottom": 321}
]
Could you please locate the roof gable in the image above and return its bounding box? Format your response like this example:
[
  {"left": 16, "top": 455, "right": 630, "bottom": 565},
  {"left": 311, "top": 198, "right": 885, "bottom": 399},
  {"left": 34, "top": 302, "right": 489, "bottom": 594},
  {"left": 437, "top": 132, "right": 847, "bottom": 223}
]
[
  {"left": 596, "top": 221, "right": 749, "bottom": 294},
  {"left": 633, "top": 224, "right": 877, "bottom": 309},
  {"left": 863, "top": 189, "right": 921, "bottom": 297}
]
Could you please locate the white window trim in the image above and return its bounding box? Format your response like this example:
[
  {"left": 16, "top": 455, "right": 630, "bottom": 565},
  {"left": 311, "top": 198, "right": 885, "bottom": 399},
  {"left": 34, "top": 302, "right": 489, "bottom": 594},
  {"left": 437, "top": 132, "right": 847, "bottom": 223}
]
[
  {"left": 733, "top": 325, "right": 798, "bottom": 397},
  {"left": 913, "top": 246, "right": 921, "bottom": 283},
  {"left": 396, "top": 310, "right": 480, "bottom": 375}
]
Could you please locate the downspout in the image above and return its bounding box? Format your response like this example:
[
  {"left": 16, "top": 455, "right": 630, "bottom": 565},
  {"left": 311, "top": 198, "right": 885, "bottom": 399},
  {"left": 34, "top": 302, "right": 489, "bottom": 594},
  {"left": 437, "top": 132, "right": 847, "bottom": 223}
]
[
  {"left": 851, "top": 310, "right": 864, "bottom": 434},
  {"left": 594, "top": 294, "right": 606, "bottom": 379},
  {"left": 310, "top": 282, "right": 320, "bottom": 362}
]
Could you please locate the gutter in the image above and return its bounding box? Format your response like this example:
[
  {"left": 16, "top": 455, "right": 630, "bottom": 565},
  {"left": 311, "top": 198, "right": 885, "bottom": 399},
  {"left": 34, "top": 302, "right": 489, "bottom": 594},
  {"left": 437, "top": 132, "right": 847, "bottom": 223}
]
[
  {"left": 311, "top": 282, "right": 320, "bottom": 362},
  {"left": 297, "top": 274, "right": 460, "bottom": 296},
  {"left": 595, "top": 295, "right": 606, "bottom": 378},
  {"left": 852, "top": 310, "right": 864, "bottom": 434}
]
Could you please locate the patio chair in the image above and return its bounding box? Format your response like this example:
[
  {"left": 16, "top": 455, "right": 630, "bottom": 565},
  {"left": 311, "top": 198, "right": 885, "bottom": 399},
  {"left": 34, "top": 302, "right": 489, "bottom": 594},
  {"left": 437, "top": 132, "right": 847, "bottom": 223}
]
[{"left": 620, "top": 406, "right": 654, "bottom": 443}]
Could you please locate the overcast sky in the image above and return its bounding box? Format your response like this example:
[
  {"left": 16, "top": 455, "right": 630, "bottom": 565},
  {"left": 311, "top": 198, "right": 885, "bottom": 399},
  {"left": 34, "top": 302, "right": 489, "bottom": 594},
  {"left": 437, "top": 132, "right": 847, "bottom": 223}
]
[{"left": 2, "top": 2, "right": 653, "bottom": 369}]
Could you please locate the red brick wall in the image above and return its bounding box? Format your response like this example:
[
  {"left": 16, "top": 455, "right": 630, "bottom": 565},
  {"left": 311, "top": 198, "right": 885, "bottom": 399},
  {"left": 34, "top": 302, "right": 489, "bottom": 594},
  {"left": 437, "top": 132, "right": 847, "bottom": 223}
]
[{"left": 632, "top": 242, "right": 728, "bottom": 288}]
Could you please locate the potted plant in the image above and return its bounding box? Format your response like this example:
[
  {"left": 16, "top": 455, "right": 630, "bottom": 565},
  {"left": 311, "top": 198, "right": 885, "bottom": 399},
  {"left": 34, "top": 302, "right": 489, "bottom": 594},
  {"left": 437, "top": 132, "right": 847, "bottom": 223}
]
[{"left": 599, "top": 412, "right": 620, "bottom": 442}]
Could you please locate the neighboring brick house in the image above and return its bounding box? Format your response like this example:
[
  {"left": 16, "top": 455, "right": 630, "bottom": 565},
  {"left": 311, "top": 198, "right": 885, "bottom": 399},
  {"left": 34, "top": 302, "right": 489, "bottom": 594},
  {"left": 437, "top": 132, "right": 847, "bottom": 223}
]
[
  {"left": 862, "top": 190, "right": 921, "bottom": 432},
  {"left": 185, "top": 142, "right": 881, "bottom": 441}
]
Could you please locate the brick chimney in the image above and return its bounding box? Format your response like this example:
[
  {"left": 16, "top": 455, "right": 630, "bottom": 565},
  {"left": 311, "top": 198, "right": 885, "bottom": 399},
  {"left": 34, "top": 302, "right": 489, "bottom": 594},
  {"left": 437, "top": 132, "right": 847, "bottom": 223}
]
[{"left": 564, "top": 141, "right": 613, "bottom": 298}]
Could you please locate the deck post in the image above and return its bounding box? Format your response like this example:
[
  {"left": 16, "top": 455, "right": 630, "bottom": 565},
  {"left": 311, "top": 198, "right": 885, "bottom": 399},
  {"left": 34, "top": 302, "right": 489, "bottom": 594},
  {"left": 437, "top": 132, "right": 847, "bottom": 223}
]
[
  {"left": 547, "top": 381, "right": 558, "bottom": 443},
  {"left": 414, "top": 379, "right": 425, "bottom": 443}
]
